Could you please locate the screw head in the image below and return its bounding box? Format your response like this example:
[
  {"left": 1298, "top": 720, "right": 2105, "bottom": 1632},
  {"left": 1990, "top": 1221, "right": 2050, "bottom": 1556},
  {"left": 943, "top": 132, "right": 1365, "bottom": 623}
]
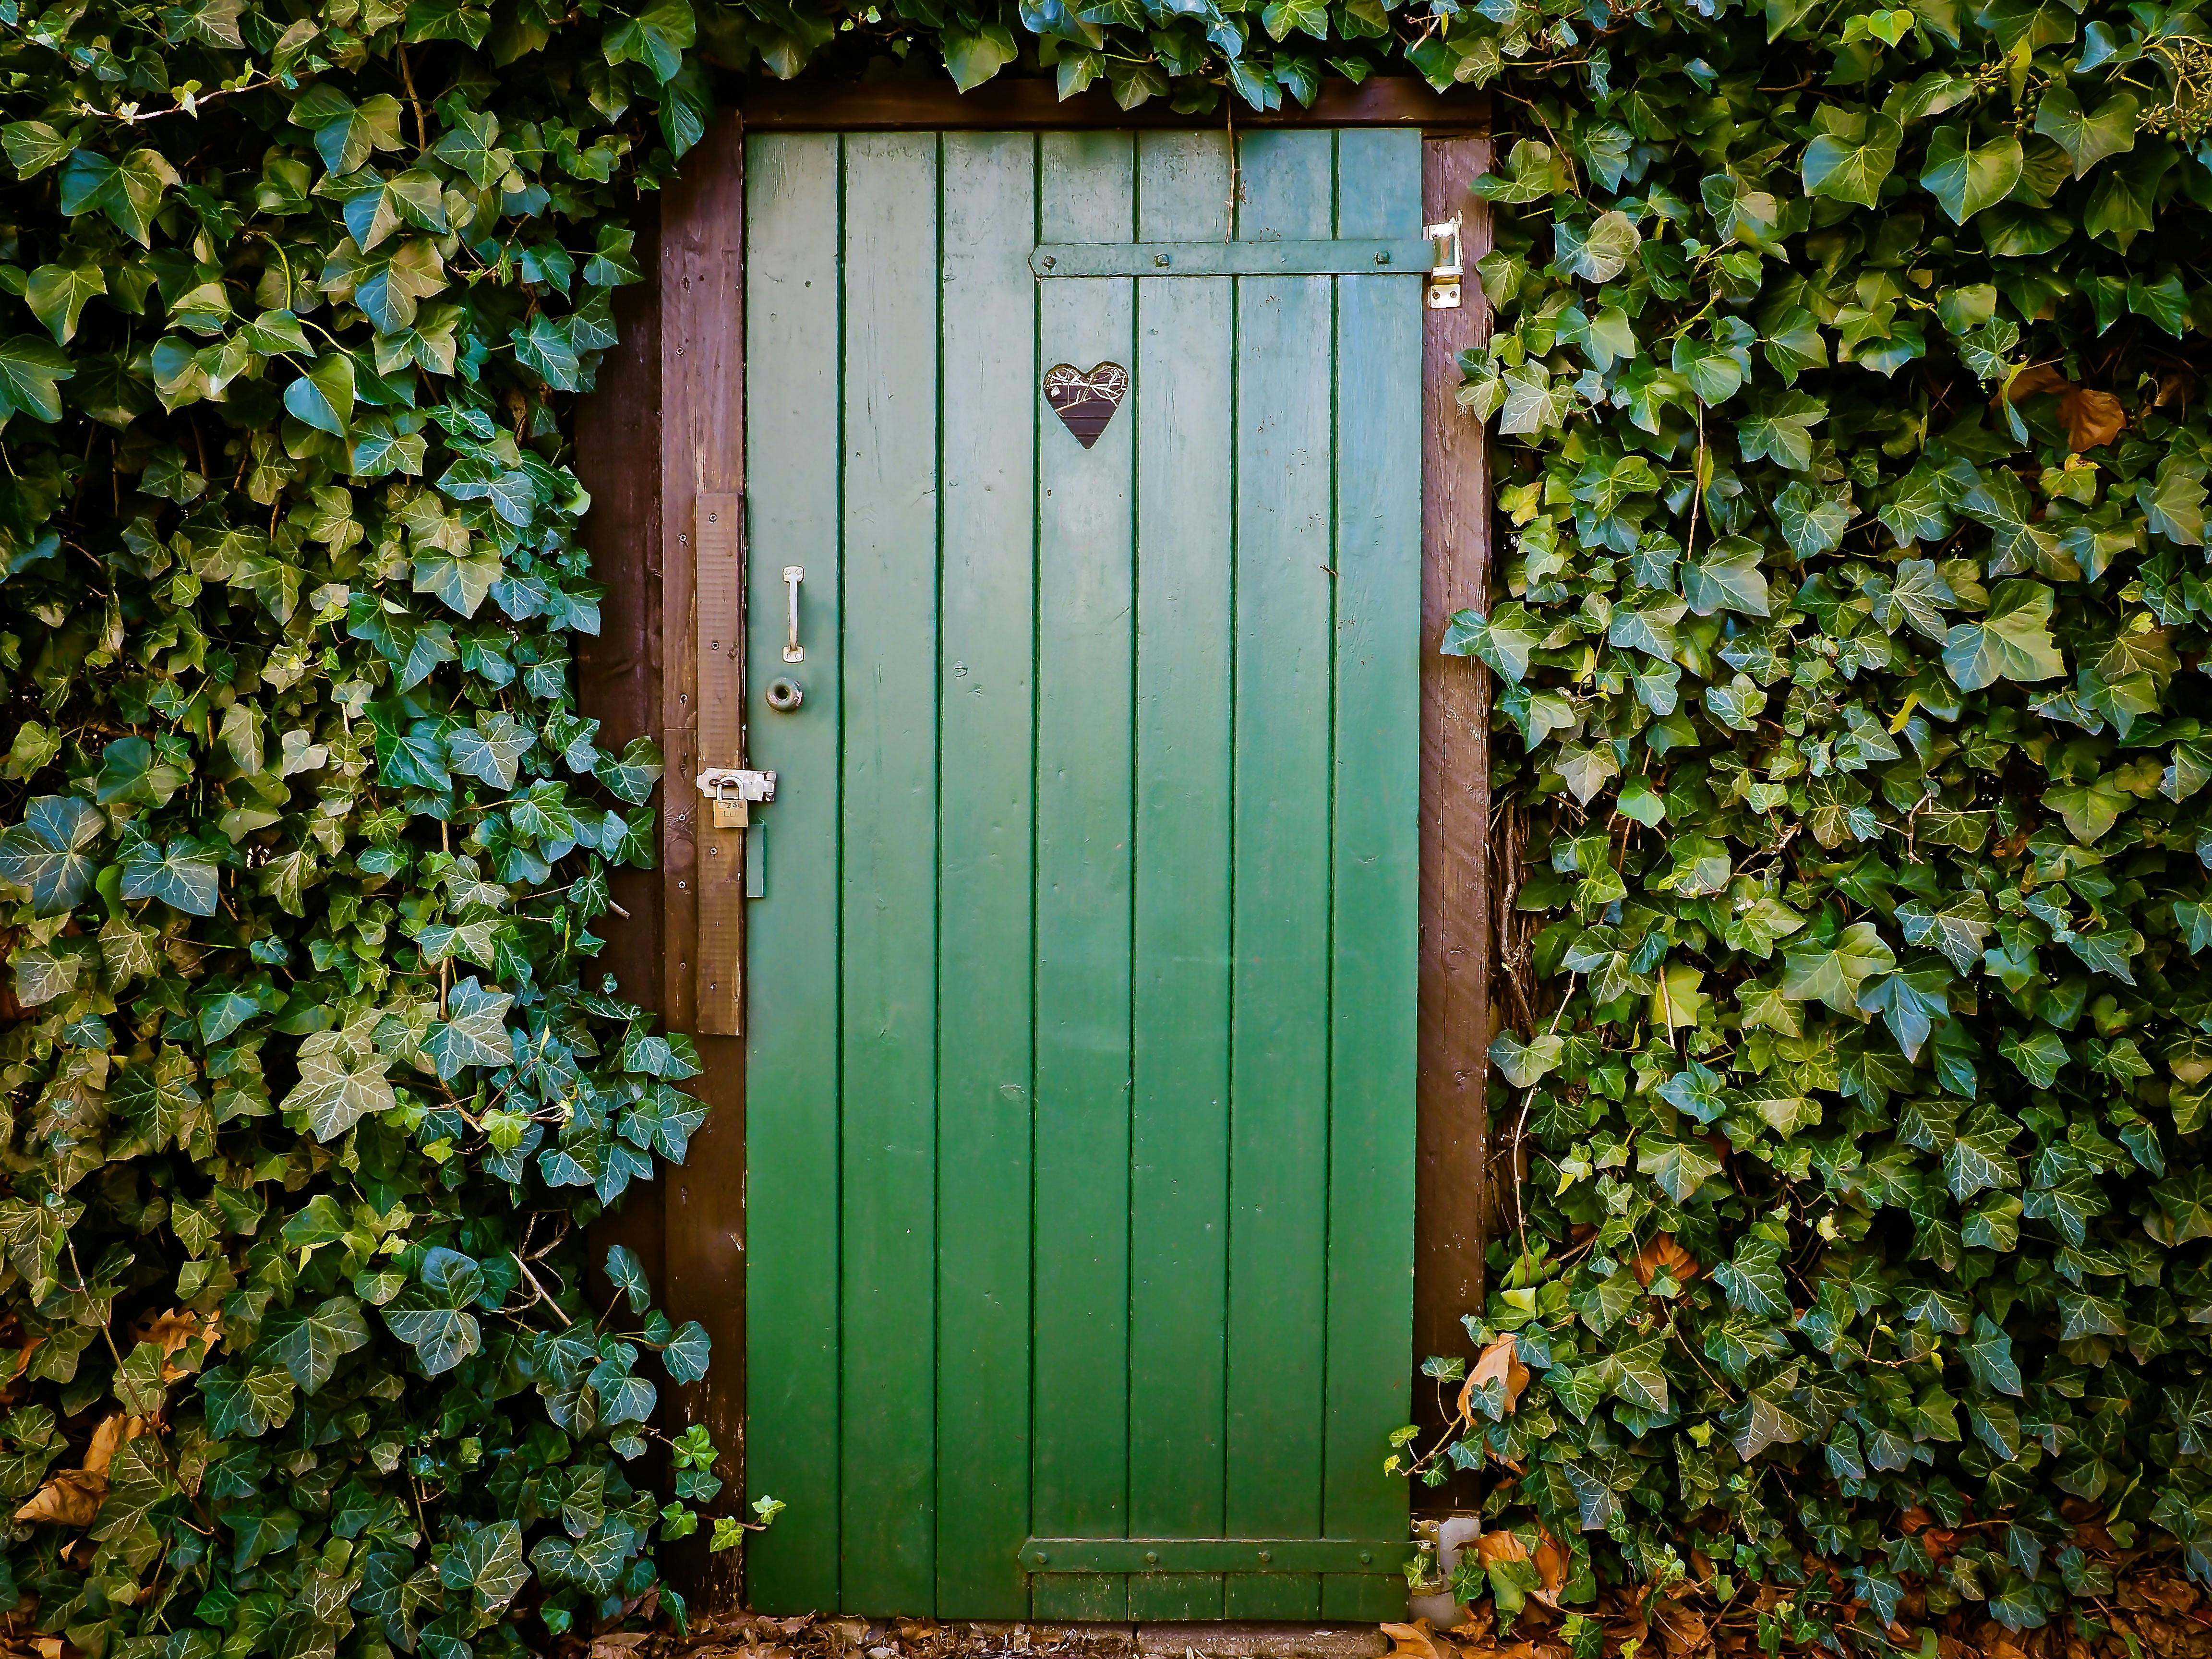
[
  {"left": 1144, "top": 1551, "right": 1159, "bottom": 1565},
  {"left": 1042, "top": 255, "right": 1057, "bottom": 269},
  {"left": 1257, "top": 1550, "right": 1272, "bottom": 1565},
  {"left": 1359, "top": 1551, "right": 1373, "bottom": 1565},
  {"left": 1376, "top": 251, "right": 1391, "bottom": 264},
  {"left": 1032, "top": 1551, "right": 1049, "bottom": 1566},
  {"left": 1155, "top": 252, "right": 1171, "bottom": 266}
]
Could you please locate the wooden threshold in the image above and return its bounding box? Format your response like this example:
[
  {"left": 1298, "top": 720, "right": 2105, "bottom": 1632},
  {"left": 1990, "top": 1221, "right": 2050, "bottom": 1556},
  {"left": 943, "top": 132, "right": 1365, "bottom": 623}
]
[{"left": 738, "top": 75, "right": 1488, "bottom": 131}]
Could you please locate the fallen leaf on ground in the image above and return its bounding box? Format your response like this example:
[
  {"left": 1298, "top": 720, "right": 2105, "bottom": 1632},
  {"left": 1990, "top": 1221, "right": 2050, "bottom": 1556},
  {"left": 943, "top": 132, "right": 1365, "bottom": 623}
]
[{"left": 1381, "top": 1619, "right": 1448, "bottom": 1659}]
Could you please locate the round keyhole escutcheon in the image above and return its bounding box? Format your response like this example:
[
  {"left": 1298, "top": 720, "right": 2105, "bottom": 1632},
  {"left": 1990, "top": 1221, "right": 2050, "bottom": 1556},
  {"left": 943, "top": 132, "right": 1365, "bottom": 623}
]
[{"left": 766, "top": 677, "right": 805, "bottom": 712}]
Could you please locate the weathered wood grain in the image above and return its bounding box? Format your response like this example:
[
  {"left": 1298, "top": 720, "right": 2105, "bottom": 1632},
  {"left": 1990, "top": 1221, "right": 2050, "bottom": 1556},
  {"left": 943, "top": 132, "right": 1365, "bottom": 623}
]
[
  {"left": 1414, "top": 132, "right": 1495, "bottom": 1385},
  {"left": 658, "top": 109, "right": 747, "bottom": 1613}
]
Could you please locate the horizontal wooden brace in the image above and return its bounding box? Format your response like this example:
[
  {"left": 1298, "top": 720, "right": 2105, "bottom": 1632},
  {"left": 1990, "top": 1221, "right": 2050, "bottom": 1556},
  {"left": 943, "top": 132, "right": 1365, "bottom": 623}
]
[
  {"left": 1033, "top": 239, "right": 1436, "bottom": 278},
  {"left": 1019, "top": 1538, "right": 1416, "bottom": 1575}
]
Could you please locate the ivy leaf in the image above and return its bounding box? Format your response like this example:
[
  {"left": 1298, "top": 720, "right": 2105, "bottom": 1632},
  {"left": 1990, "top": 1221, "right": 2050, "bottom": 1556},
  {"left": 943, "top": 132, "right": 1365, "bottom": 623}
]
[
  {"left": 199, "top": 1365, "right": 298, "bottom": 1438},
  {"left": 0, "top": 335, "right": 75, "bottom": 425},
  {"left": 1443, "top": 601, "right": 1545, "bottom": 680},
  {"left": 1869, "top": 557, "right": 1957, "bottom": 639},
  {"left": 119, "top": 838, "right": 223, "bottom": 916},
  {"left": 941, "top": 21, "right": 1019, "bottom": 91},
  {"left": 1802, "top": 110, "right": 1901, "bottom": 205},
  {"left": 0, "top": 797, "right": 104, "bottom": 917},
  {"left": 1608, "top": 1338, "right": 1670, "bottom": 1412},
  {"left": 252, "top": 1295, "right": 371, "bottom": 1395},
  {"left": 56, "top": 148, "right": 180, "bottom": 245},
  {"left": 1637, "top": 1138, "right": 1724, "bottom": 1202},
  {"left": 663, "top": 1321, "right": 711, "bottom": 1383},
  {"left": 25, "top": 264, "right": 105, "bottom": 347},
  {"left": 1920, "top": 125, "right": 2023, "bottom": 224},
  {"left": 1672, "top": 333, "right": 1746, "bottom": 405},
  {"left": 441, "top": 1520, "right": 529, "bottom": 1611},
  {"left": 1555, "top": 211, "right": 1641, "bottom": 283},
  {"left": 282, "top": 1024, "right": 397, "bottom": 1141},
  {"left": 1736, "top": 391, "right": 1827, "bottom": 470},
  {"left": 287, "top": 87, "right": 404, "bottom": 175},
  {"left": 447, "top": 714, "right": 535, "bottom": 791},
  {"left": 1942, "top": 578, "right": 2064, "bottom": 691},
  {"left": 425, "top": 977, "right": 516, "bottom": 1080},
  {"left": 605, "top": 1245, "right": 651, "bottom": 1312},
  {"left": 1782, "top": 921, "right": 1897, "bottom": 1010},
  {"left": 1713, "top": 1238, "right": 1790, "bottom": 1319},
  {"left": 1856, "top": 963, "right": 1952, "bottom": 1059},
  {"left": 1945, "top": 1110, "right": 2023, "bottom": 1202},
  {"left": 1681, "top": 537, "right": 1771, "bottom": 616},
  {"left": 1774, "top": 481, "right": 1851, "bottom": 558},
  {"left": 2140, "top": 457, "right": 2208, "bottom": 546},
  {"left": 383, "top": 1293, "right": 482, "bottom": 1376},
  {"left": 1895, "top": 893, "right": 1992, "bottom": 973},
  {"left": 283, "top": 352, "right": 356, "bottom": 439},
  {"left": 1491, "top": 1030, "right": 1565, "bottom": 1090},
  {"left": 2032, "top": 86, "right": 2138, "bottom": 178},
  {"left": 1497, "top": 361, "right": 1567, "bottom": 435},
  {"left": 2, "top": 122, "right": 75, "bottom": 179}
]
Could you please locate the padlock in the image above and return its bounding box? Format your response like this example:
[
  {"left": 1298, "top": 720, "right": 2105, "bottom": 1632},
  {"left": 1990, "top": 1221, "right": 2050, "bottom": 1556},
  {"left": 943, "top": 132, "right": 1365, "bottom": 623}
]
[{"left": 711, "top": 781, "right": 748, "bottom": 830}]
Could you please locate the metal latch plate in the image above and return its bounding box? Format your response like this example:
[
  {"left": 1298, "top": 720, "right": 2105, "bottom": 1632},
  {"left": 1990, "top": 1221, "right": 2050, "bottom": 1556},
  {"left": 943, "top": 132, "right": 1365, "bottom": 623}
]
[{"left": 1425, "top": 214, "right": 1464, "bottom": 310}]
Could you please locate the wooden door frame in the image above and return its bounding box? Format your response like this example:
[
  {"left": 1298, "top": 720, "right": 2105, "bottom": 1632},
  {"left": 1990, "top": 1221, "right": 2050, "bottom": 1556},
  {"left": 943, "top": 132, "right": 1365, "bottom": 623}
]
[{"left": 574, "top": 82, "right": 1492, "bottom": 1607}]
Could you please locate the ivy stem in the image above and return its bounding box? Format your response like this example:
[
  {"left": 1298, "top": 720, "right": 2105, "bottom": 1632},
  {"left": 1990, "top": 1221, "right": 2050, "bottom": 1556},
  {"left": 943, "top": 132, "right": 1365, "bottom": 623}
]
[
  {"left": 511, "top": 1251, "right": 574, "bottom": 1327},
  {"left": 397, "top": 44, "right": 431, "bottom": 155},
  {"left": 1510, "top": 970, "right": 1580, "bottom": 1270}
]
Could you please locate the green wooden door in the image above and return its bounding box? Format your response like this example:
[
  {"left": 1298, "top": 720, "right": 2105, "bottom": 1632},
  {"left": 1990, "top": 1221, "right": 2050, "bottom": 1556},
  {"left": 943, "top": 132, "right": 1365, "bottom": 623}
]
[{"left": 743, "top": 126, "right": 1424, "bottom": 1623}]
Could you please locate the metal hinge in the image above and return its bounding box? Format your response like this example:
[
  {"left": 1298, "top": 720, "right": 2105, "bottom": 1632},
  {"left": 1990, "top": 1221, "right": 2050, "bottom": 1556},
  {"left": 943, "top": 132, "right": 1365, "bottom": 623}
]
[
  {"left": 696, "top": 767, "right": 775, "bottom": 830},
  {"left": 1426, "top": 213, "right": 1464, "bottom": 310}
]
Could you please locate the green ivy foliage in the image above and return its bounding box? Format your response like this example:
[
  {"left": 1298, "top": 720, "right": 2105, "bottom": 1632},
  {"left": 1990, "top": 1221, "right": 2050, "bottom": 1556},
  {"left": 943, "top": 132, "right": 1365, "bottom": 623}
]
[
  {"left": 0, "top": 0, "right": 750, "bottom": 1653},
  {"left": 1420, "top": 7, "right": 2212, "bottom": 1653},
  {"left": 11, "top": 0, "right": 2212, "bottom": 1635}
]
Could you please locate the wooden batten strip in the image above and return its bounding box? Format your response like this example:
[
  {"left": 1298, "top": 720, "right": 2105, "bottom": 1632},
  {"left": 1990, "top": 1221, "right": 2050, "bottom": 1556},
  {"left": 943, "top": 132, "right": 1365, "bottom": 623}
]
[
  {"left": 741, "top": 77, "right": 1488, "bottom": 132},
  {"left": 695, "top": 493, "right": 745, "bottom": 1034}
]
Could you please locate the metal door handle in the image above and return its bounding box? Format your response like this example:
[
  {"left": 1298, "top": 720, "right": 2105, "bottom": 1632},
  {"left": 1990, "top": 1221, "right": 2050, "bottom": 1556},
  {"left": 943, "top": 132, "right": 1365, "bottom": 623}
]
[{"left": 783, "top": 565, "right": 805, "bottom": 662}]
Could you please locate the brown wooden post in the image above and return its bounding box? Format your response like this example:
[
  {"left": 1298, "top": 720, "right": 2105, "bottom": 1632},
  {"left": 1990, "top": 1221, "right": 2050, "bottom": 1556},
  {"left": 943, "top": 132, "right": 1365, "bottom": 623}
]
[
  {"left": 659, "top": 109, "right": 749, "bottom": 1611},
  {"left": 1414, "top": 129, "right": 1495, "bottom": 1389},
  {"left": 577, "top": 220, "right": 672, "bottom": 1311}
]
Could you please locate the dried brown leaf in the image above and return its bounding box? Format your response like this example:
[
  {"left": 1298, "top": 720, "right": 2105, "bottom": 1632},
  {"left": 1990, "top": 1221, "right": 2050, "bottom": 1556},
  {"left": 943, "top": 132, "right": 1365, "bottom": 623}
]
[
  {"left": 14, "top": 1470, "right": 105, "bottom": 1528},
  {"left": 1381, "top": 1619, "right": 1448, "bottom": 1659},
  {"left": 2062, "top": 386, "right": 2126, "bottom": 452},
  {"left": 1460, "top": 1337, "right": 1529, "bottom": 1419},
  {"left": 1632, "top": 1233, "right": 1700, "bottom": 1288}
]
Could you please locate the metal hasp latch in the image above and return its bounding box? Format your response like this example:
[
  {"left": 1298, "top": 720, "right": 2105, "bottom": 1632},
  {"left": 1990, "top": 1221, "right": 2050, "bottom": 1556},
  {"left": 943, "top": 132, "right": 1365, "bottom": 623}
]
[
  {"left": 1426, "top": 214, "right": 1464, "bottom": 310},
  {"left": 697, "top": 767, "right": 775, "bottom": 830}
]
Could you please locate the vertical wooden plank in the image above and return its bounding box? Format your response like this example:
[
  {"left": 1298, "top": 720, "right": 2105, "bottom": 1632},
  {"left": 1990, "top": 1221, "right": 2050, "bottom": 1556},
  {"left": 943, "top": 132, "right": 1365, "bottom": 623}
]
[
  {"left": 659, "top": 113, "right": 749, "bottom": 1613},
  {"left": 574, "top": 220, "right": 664, "bottom": 1022},
  {"left": 1224, "top": 127, "right": 1335, "bottom": 1624},
  {"left": 1415, "top": 132, "right": 1495, "bottom": 1470},
  {"left": 838, "top": 131, "right": 942, "bottom": 1617},
  {"left": 741, "top": 130, "right": 842, "bottom": 1616},
  {"left": 936, "top": 130, "right": 1039, "bottom": 1620},
  {"left": 1030, "top": 129, "right": 1135, "bottom": 1625},
  {"left": 575, "top": 225, "right": 674, "bottom": 1580},
  {"left": 1126, "top": 128, "right": 1233, "bottom": 1627},
  {"left": 1322, "top": 127, "right": 1422, "bottom": 1623}
]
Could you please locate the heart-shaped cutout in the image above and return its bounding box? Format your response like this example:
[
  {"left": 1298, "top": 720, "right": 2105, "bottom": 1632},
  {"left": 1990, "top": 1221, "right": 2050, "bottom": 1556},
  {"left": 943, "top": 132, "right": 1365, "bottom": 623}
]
[{"left": 1044, "top": 362, "right": 1128, "bottom": 449}]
